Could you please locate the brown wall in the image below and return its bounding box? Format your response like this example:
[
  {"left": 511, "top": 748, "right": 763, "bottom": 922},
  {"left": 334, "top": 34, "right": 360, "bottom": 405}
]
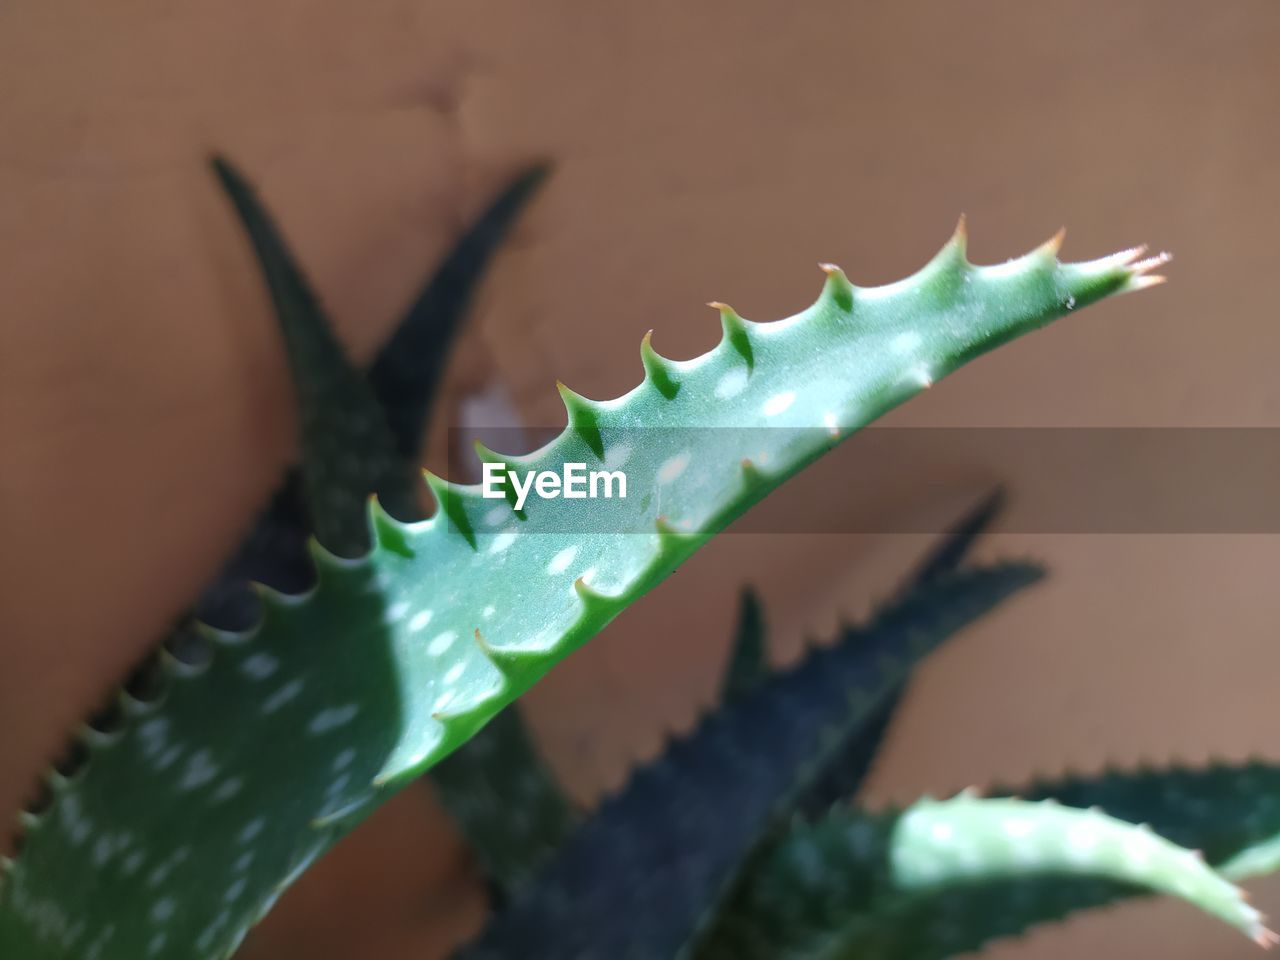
[{"left": 2, "top": 2, "right": 1279, "bottom": 957}]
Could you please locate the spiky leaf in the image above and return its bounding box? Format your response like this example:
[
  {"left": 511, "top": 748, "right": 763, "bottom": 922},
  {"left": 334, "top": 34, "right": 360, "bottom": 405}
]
[
  {"left": 197, "top": 158, "right": 547, "bottom": 627},
  {"left": 368, "top": 164, "right": 550, "bottom": 465},
  {"left": 461, "top": 564, "right": 1043, "bottom": 960},
  {"left": 212, "top": 155, "right": 407, "bottom": 555},
  {"left": 792, "top": 488, "right": 1008, "bottom": 819},
  {"left": 721, "top": 588, "right": 768, "bottom": 701},
  {"left": 703, "top": 795, "right": 1271, "bottom": 960},
  {"left": 706, "top": 762, "right": 1280, "bottom": 960},
  {"left": 0, "top": 232, "right": 1160, "bottom": 958},
  {"left": 222, "top": 154, "right": 574, "bottom": 896}
]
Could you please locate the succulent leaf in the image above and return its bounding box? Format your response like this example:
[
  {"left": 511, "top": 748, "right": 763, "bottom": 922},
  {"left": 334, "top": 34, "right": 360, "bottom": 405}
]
[
  {"left": 217, "top": 154, "right": 575, "bottom": 895},
  {"left": 460, "top": 564, "right": 1043, "bottom": 960},
  {"left": 720, "top": 588, "right": 768, "bottom": 702},
  {"left": 0, "top": 232, "right": 1158, "bottom": 958},
  {"left": 368, "top": 164, "right": 550, "bottom": 466},
  {"left": 1012, "top": 761, "right": 1280, "bottom": 878},
  {"left": 703, "top": 795, "right": 1272, "bottom": 960},
  {"left": 197, "top": 158, "right": 547, "bottom": 627},
  {"left": 707, "top": 762, "right": 1280, "bottom": 960},
  {"left": 793, "top": 488, "right": 1008, "bottom": 818},
  {"left": 892, "top": 796, "right": 1268, "bottom": 943},
  {"left": 903, "top": 488, "right": 1006, "bottom": 591},
  {"left": 212, "top": 155, "right": 408, "bottom": 556}
]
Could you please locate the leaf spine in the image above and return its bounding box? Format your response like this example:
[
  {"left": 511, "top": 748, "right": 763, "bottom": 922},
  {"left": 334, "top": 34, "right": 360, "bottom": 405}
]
[
  {"left": 367, "top": 494, "right": 413, "bottom": 557},
  {"left": 573, "top": 577, "right": 615, "bottom": 620},
  {"left": 818, "top": 263, "right": 854, "bottom": 312},
  {"left": 710, "top": 301, "right": 754, "bottom": 371},
  {"left": 424, "top": 469, "right": 478, "bottom": 550},
  {"left": 556, "top": 381, "right": 606, "bottom": 460},
  {"left": 640, "top": 330, "right": 680, "bottom": 399}
]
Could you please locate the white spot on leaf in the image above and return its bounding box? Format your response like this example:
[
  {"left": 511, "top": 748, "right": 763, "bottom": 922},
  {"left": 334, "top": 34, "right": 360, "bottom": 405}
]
[
  {"left": 762, "top": 391, "right": 796, "bottom": 417},
  {"left": 178, "top": 750, "right": 219, "bottom": 792},
  {"left": 657, "top": 452, "right": 690, "bottom": 485},
  {"left": 428, "top": 631, "right": 457, "bottom": 656},
  {"left": 548, "top": 546, "right": 578, "bottom": 575},
  {"left": 240, "top": 653, "right": 279, "bottom": 681},
  {"left": 262, "top": 678, "right": 304, "bottom": 715},
  {"left": 308, "top": 704, "right": 359, "bottom": 736},
  {"left": 891, "top": 331, "right": 923, "bottom": 354},
  {"left": 715, "top": 368, "right": 748, "bottom": 399}
]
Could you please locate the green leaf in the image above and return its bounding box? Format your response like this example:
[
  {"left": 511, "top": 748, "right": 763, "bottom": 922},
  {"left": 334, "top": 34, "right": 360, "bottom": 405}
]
[
  {"left": 708, "top": 761, "right": 1280, "bottom": 960},
  {"left": 721, "top": 588, "right": 768, "bottom": 701},
  {"left": 198, "top": 160, "right": 549, "bottom": 631},
  {"left": 219, "top": 154, "right": 573, "bottom": 896},
  {"left": 903, "top": 487, "right": 1006, "bottom": 591},
  {"left": 368, "top": 164, "right": 550, "bottom": 469},
  {"left": 0, "top": 230, "right": 1161, "bottom": 959},
  {"left": 705, "top": 795, "right": 1271, "bottom": 960},
  {"left": 453, "top": 488, "right": 1009, "bottom": 908},
  {"left": 212, "top": 155, "right": 407, "bottom": 557},
  {"left": 462, "top": 563, "right": 1043, "bottom": 960},
  {"left": 794, "top": 487, "right": 1008, "bottom": 818}
]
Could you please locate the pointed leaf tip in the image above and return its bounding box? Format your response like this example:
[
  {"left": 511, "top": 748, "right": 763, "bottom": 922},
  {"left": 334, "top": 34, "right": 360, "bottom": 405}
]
[
  {"left": 573, "top": 577, "right": 616, "bottom": 620},
  {"left": 1120, "top": 249, "right": 1172, "bottom": 293},
  {"left": 1038, "top": 226, "right": 1067, "bottom": 258},
  {"left": 710, "top": 302, "right": 754, "bottom": 370},
  {"left": 556, "top": 381, "right": 606, "bottom": 459},
  {"left": 423, "top": 469, "right": 477, "bottom": 550},
  {"left": 921, "top": 217, "right": 972, "bottom": 284},
  {"left": 474, "top": 627, "right": 496, "bottom": 656},
  {"left": 368, "top": 494, "right": 413, "bottom": 558},
  {"left": 938, "top": 213, "right": 969, "bottom": 260},
  {"left": 818, "top": 263, "right": 854, "bottom": 311},
  {"left": 640, "top": 330, "right": 680, "bottom": 399},
  {"left": 654, "top": 515, "right": 678, "bottom": 537},
  {"left": 739, "top": 458, "right": 769, "bottom": 491}
]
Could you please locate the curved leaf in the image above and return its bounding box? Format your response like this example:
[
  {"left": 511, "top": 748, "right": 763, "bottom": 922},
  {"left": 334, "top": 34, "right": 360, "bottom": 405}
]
[
  {"left": 707, "top": 761, "right": 1280, "bottom": 959},
  {"left": 704, "top": 794, "right": 1272, "bottom": 960},
  {"left": 721, "top": 588, "right": 768, "bottom": 701},
  {"left": 461, "top": 564, "right": 1043, "bottom": 960},
  {"left": 0, "top": 231, "right": 1160, "bottom": 958}
]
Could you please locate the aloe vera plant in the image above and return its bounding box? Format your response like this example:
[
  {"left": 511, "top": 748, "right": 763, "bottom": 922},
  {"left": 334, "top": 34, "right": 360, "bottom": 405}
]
[
  {"left": 454, "top": 497, "right": 1275, "bottom": 960},
  {"left": 0, "top": 154, "right": 1175, "bottom": 960}
]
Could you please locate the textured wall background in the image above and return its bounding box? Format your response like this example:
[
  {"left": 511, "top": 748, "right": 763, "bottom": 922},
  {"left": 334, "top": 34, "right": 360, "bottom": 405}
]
[{"left": 2, "top": 2, "right": 1278, "bottom": 957}]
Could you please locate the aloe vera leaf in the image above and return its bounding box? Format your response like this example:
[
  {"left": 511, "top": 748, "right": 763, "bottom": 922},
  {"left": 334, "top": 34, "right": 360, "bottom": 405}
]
[
  {"left": 0, "top": 230, "right": 1163, "bottom": 959},
  {"left": 460, "top": 564, "right": 1042, "bottom": 960},
  {"left": 721, "top": 588, "right": 768, "bottom": 701},
  {"left": 706, "top": 795, "right": 1272, "bottom": 960}
]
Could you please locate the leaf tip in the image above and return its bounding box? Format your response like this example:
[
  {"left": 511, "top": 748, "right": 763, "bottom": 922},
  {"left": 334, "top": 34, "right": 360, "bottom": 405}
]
[
  {"left": 818, "top": 262, "right": 855, "bottom": 311},
  {"left": 640, "top": 329, "right": 681, "bottom": 399},
  {"left": 556, "top": 381, "right": 606, "bottom": 459},
  {"left": 710, "top": 302, "right": 754, "bottom": 370},
  {"left": 1038, "top": 226, "right": 1066, "bottom": 258}
]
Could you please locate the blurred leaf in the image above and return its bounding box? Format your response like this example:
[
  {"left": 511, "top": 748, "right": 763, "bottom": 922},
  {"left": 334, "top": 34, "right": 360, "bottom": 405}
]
[
  {"left": 703, "top": 792, "right": 1271, "bottom": 959},
  {"left": 369, "top": 163, "right": 550, "bottom": 474},
  {"left": 721, "top": 588, "right": 768, "bottom": 701},
  {"left": 212, "top": 154, "right": 406, "bottom": 557},
  {"left": 460, "top": 564, "right": 1043, "bottom": 960}
]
